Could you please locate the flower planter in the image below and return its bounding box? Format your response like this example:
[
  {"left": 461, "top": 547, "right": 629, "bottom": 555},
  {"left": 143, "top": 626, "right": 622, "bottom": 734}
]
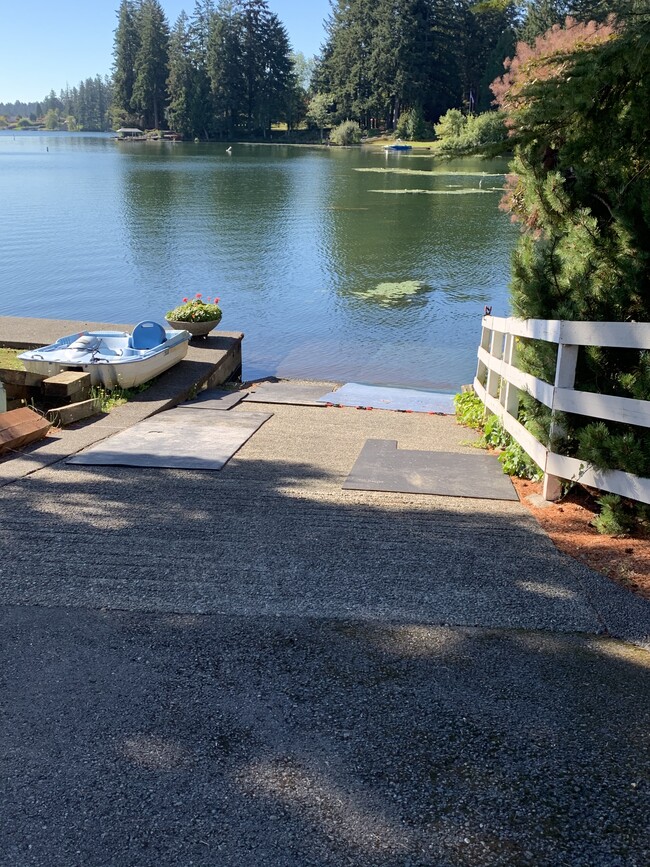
[{"left": 166, "top": 318, "right": 221, "bottom": 338}]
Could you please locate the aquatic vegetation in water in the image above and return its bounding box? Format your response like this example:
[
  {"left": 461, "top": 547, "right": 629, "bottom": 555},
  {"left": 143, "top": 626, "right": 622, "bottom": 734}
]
[
  {"left": 356, "top": 168, "right": 505, "bottom": 177},
  {"left": 369, "top": 188, "right": 502, "bottom": 195},
  {"left": 357, "top": 167, "right": 442, "bottom": 177},
  {"left": 355, "top": 280, "right": 431, "bottom": 305}
]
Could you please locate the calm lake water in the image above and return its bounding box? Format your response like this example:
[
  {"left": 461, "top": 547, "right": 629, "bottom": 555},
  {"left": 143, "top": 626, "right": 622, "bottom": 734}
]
[{"left": 0, "top": 131, "right": 516, "bottom": 389}]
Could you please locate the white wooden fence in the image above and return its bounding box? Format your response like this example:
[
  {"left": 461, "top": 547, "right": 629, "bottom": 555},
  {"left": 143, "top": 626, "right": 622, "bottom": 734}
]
[{"left": 474, "top": 316, "right": 650, "bottom": 503}]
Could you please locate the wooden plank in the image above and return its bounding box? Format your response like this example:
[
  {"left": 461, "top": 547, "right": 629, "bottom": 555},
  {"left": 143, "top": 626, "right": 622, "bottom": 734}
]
[
  {"left": 476, "top": 347, "right": 554, "bottom": 407},
  {"left": 0, "top": 408, "right": 51, "bottom": 454},
  {"left": 561, "top": 320, "right": 650, "bottom": 349},
  {"left": 3, "top": 383, "right": 29, "bottom": 401},
  {"left": 0, "top": 367, "right": 46, "bottom": 387},
  {"left": 47, "top": 398, "right": 102, "bottom": 427},
  {"left": 42, "top": 371, "right": 92, "bottom": 397},
  {"left": 546, "top": 452, "right": 650, "bottom": 505},
  {"left": 483, "top": 316, "right": 650, "bottom": 348},
  {"left": 553, "top": 388, "right": 650, "bottom": 428},
  {"left": 483, "top": 316, "right": 562, "bottom": 343}
]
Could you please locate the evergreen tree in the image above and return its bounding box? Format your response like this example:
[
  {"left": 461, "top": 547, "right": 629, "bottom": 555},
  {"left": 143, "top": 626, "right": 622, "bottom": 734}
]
[
  {"left": 43, "top": 90, "right": 62, "bottom": 112},
  {"left": 188, "top": 0, "right": 217, "bottom": 139},
  {"left": 207, "top": 1, "right": 245, "bottom": 137},
  {"left": 479, "top": 25, "right": 516, "bottom": 110},
  {"left": 238, "top": 0, "right": 273, "bottom": 132},
  {"left": 518, "top": 0, "right": 566, "bottom": 44},
  {"left": 112, "top": 0, "right": 141, "bottom": 124},
  {"left": 167, "top": 12, "right": 195, "bottom": 137},
  {"left": 493, "top": 14, "right": 650, "bottom": 476},
  {"left": 462, "top": 0, "right": 517, "bottom": 112},
  {"left": 131, "top": 0, "right": 170, "bottom": 129},
  {"left": 369, "top": 0, "right": 441, "bottom": 127},
  {"left": 426, "top": 0, "right": 468, "bottom": 120},
  {"left": 318, "top": 0, "right": 378, "bottom": 125},
  {"left": 258, "top": 12, "right": 294, "bottom": 136},
  {"left": 317, "top": 0, "right": 515, "bottom": 128}
]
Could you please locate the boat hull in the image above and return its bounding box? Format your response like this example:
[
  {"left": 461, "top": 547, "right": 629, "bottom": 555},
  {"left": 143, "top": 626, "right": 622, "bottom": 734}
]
[{"left": 19, "top": 328, "right": 191, "bottom": 390}]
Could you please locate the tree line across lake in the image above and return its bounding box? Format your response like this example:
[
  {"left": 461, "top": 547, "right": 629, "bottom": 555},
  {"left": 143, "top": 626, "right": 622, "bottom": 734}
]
[{"left": 0, "top": 1, "right": 632, "bottom": 139}]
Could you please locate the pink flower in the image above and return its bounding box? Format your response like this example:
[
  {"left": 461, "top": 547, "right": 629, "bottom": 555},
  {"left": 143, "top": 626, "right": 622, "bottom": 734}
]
[
  {"left": 215, "top": 297, "right": 220, "bottom": 304},
  {"left": 182, "top": 297, "right": 188, "bottom": 303},
  {"left": 196, "top": 293, "right": 202, "bottom": 298}
]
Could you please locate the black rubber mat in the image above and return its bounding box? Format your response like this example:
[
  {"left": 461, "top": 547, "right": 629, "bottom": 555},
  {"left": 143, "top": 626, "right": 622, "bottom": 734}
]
[
  {"left": 67, "top": 409, "right": 272, "bottom": 470},
  {"left": 343, "top": 439, "right": 518, "bottom": 500},
  {"left": 182, "top": 388, "right": 246, "bottom": 411},
  {"left": 244, "top": 381, "right": 339, "bottom": 406}
]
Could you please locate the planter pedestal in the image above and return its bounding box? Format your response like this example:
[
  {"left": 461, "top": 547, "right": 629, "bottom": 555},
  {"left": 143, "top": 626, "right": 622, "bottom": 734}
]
[{"left": 166, "top": 319, "right": 221, "bottom": 339}]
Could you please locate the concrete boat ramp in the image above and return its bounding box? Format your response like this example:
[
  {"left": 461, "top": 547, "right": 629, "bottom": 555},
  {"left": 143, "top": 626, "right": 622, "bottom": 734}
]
[{"left": 1, "top": 316, "right": 649, "bottom": 865}]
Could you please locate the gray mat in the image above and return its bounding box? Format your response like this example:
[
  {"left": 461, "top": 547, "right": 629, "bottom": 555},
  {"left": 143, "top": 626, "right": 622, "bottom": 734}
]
[
  {"left": 318, "top": 382, "right": 456, "bottom": 414},
  {"left": 182, "top": 388, "right": 246, "bottom": 411},
  {"left": 67, "top": 408, "right": 272, "bottom": 470},
  {"left": 343, "top": 439, "right": 518, "bottom": 500},
  {"left": 244, "top": 380, "right": 340, "bottom": 406}
]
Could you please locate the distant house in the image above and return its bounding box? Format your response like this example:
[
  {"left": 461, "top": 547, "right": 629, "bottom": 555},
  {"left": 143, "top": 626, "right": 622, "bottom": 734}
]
[{"left": 115, "top": 127, "right": 144, "bottom": 139}]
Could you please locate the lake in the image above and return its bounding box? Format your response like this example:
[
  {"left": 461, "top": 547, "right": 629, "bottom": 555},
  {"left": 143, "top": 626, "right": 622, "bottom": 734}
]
[{"left": 0, "top": 132, "right": 516, "bottom": 389}]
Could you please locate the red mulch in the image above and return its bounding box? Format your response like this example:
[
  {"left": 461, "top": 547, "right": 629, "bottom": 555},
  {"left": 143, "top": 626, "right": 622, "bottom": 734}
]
[{"left": 511, "top": 477, "right": 650, "bottom": 601}]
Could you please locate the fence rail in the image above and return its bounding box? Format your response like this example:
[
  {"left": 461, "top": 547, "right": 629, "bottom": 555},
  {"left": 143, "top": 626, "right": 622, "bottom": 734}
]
[{"left": 474, "top": 316, "right": 650, "bottom": 504}]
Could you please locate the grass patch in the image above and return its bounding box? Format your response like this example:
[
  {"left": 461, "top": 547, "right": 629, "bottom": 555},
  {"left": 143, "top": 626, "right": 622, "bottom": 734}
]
[
  {"left": 1, "top": 349, "right": 154, "bottom": 415},
  {"left": 0, "top": 348, "right": 24, "bottom": 370},
  {"left": 92, "top": 381, "right": 153, "bottom": 413}
]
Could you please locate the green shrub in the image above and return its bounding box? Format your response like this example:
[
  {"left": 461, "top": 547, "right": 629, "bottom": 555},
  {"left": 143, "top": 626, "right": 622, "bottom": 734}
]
[
  {"left": 498, "top": 440, "right": 543, "bottom": 481},
  {"left": 479, "top": 414, "right": 510, "bottom": 450},
  {"left": 453, "top": 391, "right": 484, "bottom": 430},
  {"left": 395, "top": 105, "right": 428, "bottom": 141},
  {"left": 434, "top": 109, "right": 508, "bottom": 155},
  {"left": 395, "top": 110, "right": 410, "bottom": 140},
  {"left": 454, "top": 391, "right": 542, "bottom": 480},
  {"left": 434, "top": 108, "right": 467, "bottom": 140},
  {"left": 329, "top": 120, "right": 361, "bottom": 146},
  {"left": 592, "top": 494, "right": 633, "bottom": 536}
]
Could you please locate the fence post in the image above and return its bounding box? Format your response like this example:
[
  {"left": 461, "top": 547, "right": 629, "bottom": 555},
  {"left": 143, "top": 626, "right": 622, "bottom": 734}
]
[{"left": 543, "top": 340, "right": 579, "bottom": 501}]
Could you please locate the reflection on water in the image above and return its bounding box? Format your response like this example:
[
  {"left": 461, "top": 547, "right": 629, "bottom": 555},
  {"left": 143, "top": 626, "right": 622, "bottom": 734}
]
[{"left": 0, "top": 133, "right": 516, "bottom": 388}]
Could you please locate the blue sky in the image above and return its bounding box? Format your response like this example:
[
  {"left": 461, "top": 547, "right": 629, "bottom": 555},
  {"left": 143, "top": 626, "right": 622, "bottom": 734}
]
[{"left": 0, "top": 0, "right": 331, "bottom": 103}]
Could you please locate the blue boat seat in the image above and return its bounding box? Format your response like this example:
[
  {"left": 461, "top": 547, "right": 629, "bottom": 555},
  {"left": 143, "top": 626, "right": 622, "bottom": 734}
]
[{"left": 129, "top": 320, "right": 167, "bottom": 350}]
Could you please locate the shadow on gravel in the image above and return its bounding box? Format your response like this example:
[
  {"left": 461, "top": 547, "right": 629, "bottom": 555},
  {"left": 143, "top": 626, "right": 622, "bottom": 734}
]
[
  {"left": 1, "top": 607, "right": 649, "bottom": 867},
  {"left": 0, "top": 455, "right": 626, "bottom": 632},
  {"left": 1, "top": 457, "right": 649, "bottom": 865}
]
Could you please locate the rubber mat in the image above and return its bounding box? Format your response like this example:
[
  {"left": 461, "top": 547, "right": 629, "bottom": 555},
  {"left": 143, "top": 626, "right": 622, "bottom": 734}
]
[
  {"left": 244, "top": 380, "right": 340, "bottom": 406},
  {"left": 318, "top": 383, "right": 456, "bottom": 414},
  {"left": 67, "top": 408, "right": 272, "bottom": 470},
  {"left": 343, "top": 439, "right": 518, "bottom": 500},
  {"left": 181, "top": 388, "right": 246, "bottom": 410}
]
